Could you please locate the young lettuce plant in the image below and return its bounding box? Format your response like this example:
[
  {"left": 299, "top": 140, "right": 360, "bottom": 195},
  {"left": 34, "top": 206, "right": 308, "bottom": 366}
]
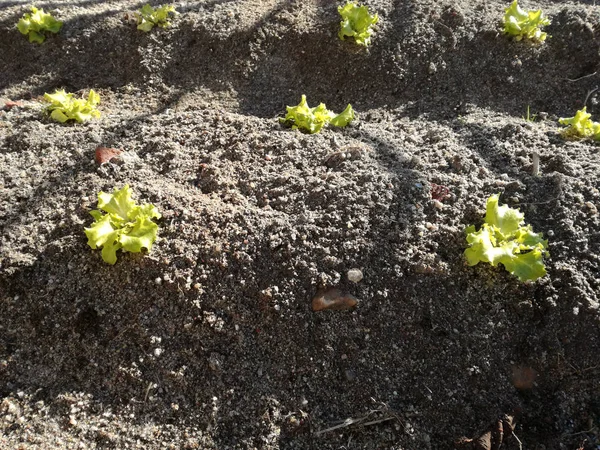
[
  {"left": 43, "top": 89, "right": 101, "bottom": 123},
  {"left": 280, "top": 95, "right": 355, "bottom": 134},
  {"left": 558, "top": 107, "right": 600, "bottom": 140},
  {"left": 84, "top": 185, "right": 161, "bottom": 265},
  {"left": 503, "top": 0, "right": 550, "bottom": 42},
  {"left": 338, "top": 2, "right": 379, "bottom": 47},
  {"left": 136, "top": 4, "right": 177, "bottom": 32},
  {"left": 465, "top": 194, "right": 549, "bottom": 282},
  {"left": 17, "top": 6, "right": 63, "bottom": 44}
]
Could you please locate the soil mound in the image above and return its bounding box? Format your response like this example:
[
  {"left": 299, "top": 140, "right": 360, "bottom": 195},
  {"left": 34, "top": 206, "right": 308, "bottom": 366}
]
[{"left": 1, "top": 1, "right": 599, "bottom": 449}]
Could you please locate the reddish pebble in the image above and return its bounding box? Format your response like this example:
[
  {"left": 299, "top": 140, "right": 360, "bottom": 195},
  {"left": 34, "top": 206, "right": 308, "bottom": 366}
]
[
  {"left": 3, "top": 101, "right": 24, "bottom": 110},
  {"left": 95, "top": 146, "right": 123, "bottom": 164},
  {"left": 312, "top": 288, "right": 358, "bottom": 312},
  {"left": 511, "top": 365, "right": 537, "bottom": 390}
]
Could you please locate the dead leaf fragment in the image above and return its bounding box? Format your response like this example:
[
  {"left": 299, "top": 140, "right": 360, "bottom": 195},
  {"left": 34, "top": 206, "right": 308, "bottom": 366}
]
[
  {"left": 312, "top": 288, "right": 358, "bottom": 311},
  {"left": 95, "top": 146, "right": 123, "bottom": 164},
  {"left": 455, "top": 413, "right": 518, "bottom": 450}
]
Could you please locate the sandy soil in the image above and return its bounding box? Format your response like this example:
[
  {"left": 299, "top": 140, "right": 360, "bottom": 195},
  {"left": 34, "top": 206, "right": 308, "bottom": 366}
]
[{"left": 1, "top": 1, "right": 599, "bottom": 449}]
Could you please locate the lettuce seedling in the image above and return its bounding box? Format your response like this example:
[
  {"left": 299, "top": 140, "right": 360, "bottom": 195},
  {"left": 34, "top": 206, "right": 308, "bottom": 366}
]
[
  {"left": 465, "top": 194, "right": 549, "bottom": 282},
  {"left": 136, "top": 4, "right": 177, "bottom": 32},
  {"left": 17, "top": 6, "right": 63, "bottom": 44},
  {"left": 338, "top": 2, "right": 379, "bottom": 47},
  {"left": 43, "top": 89, "right": 101, "bottom": 123},
  {"left": 280, "top": 95, "right": 355, "bottom": 134},
  {"left": 85, "top": 185, "right": 161, "bottom": 265},
  {"left": 503, "top": 0, "right": 550, "bottom": 42},
  {"left": 558, "top": 107, "right": 600, "bottom": 140}
]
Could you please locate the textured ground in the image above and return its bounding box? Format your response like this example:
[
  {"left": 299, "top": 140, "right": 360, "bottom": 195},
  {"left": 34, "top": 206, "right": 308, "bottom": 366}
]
[{"left": 1, "top": 1, "right": 600, "bottom": 449}]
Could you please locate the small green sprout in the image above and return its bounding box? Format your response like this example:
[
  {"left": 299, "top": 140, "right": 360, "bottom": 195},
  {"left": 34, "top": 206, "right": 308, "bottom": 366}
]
[
  {"left": 84, "top": 185, "right": 161, "bottom": 265},
  {"left": 280, "top": 95, "right": 355, "bottom": 134},
  {"left": 558, "top": 107, "right": 600, "bottom": 140},
  {"left": 523, "top": 105, "right": 537, "bottom": 122},
  {"left": 136, "top": 4, "right": 177, "bottom": 32},
  {"left": 43, "top": 89, "right": 101, "bottom": 123},
  {"left": 17, "top": 6, "right": 63, "bottom": 44},
  {"left": 465, "top": 194, "right": 549, "bottom": 282},
  {"left": 503, "top": 0, "right": 550, "bottom": 42},
  {"left": 338, "top": 2, "right": 379, "bottom": 47}
]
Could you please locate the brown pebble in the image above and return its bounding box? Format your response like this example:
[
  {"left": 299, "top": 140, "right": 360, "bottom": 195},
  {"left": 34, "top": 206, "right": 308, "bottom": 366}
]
[
  {"left": 95, "top": 146, "right": 123, "bottom": 164},
  {"left": 511, "top": 365, "right": 537, "bottom": 390},
  {"left": 312, "top": 287, "right": 358, "bottom": 311},
  {"left": 3, "top": 100, "right": 24, "bottom": 110}
]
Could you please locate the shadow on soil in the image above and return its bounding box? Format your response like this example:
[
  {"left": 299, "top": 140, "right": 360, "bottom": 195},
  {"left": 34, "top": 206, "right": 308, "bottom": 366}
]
[{"left": 2, "top": 3, "right": 599, "bottom": 120}]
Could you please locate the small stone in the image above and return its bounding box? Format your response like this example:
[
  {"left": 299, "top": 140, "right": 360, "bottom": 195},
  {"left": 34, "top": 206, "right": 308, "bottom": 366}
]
[
  {"left": 3, "top": 100, "right": 24, "bottom": 110},
  {"left": 312, "top": 288, "right": 358, "bottom": 312},
  {"left": 3, "top": 400, "right": 18, "bottom": 416},
  {"left": 585, "top": 201, "right": 598, "bottom": 215},
  {"left": 95, "top": 146, "right": 123, "bottom": 164},
  {"left": 432, "top": 200, "right": 444, "bottom": 210},
  {"left": 344, "top": 369, "right": 357, "bottom": 382},
  {"left": 208, "top": 353, "right": 223, "bottom": 372},
  {"left": 511, "top": 366, "right": 537, "bottom": 390},
  {"left": 347, "top": 268, "right": 363, "bottom": 283}
]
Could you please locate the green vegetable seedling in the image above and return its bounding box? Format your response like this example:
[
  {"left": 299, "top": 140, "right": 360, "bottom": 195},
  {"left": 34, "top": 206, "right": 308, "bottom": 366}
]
[
  {"left": 136, "top": 4, "right": 177, "bottom": 32},
  {"left": 559, "top": 107, "right": 600, "bottom": 140},
  {"left": 43, "top": 89, "right": 101, "bottom": 123},
  {"left": 465, "top": 194, "right": 549, "bottom": 282},
  {"left": 338, "top": 2, "right": 379, "bottom": 47},
  {"left": 85, "top": 185, "right": 161, "bottom": 265},
  {"left": 17, "top": 6, "right": 63, "bottom": 43},
  {"left": 503, "top": 0, "right": 550, "bottom": 42},
  {"left": 523, "top": 105, "right": 537, "bottom": 122},
  {"left": 280, "top": 95, "right": 355, "bottom": 134}
]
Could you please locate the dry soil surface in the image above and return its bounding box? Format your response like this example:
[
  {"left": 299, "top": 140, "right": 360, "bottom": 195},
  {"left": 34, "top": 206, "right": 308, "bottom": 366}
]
[{"left": 1, "top": 1, "right": 600, "bottom": 449}]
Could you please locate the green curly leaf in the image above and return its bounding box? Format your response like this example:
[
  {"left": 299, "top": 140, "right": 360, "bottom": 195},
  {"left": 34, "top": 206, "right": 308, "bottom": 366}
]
[
  {"left": 280, "top": 95, "right": 355, "bottom": 134},
  {"left": 338, "top": 2, "right": 379, "bottom": 47},
  {"left": 136, "top": 4, "right": 177, "bottom": 32},
  {"left": 330, "top": 104, "right": 355, "bottom": 127},
  {"left": 559, "top": 107, "right": 600, "bottom": 140},
  {"left": 43, "top": 89, "right": 101, "bottom": 124},
  {"left": 17, "top": 6, "right": 63, "bottom": 43},
  {"left": 503, "top": 0, "right": 550, "bottom": 42},
  {"left": 84, "top": 185, "right": 161, "bottom": 265},
  {"left": 465, "top": 194, "right": 549, "bottom": 282}
]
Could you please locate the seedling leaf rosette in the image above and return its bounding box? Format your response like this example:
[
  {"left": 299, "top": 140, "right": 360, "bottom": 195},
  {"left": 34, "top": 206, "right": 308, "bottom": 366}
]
[
  {"left": 559, "top": 107, "right": 600, "bottom": 140},
  {"left": 85, "top": 185, "right": 161, "bottom": 265},
  {"left": 502, "top": 0, "right": 550, "bottom": 43},
  {"left": 464, "top": 194, "right": 549, "bottom": 282},
  {"left": 338, "top": 2, "right": 379, "bottom": 47},
  {"left": 43, "top": 89, "right": 101, "bottom": 123},
  {"left": 280, "top": 95, "right": 355, "bottom": 134},
  {"left": 136, "top": 4, "right": 177, "bottom": 32},
  {"left": 17, "top": 6, "right": 63, "bottom": 43}
]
